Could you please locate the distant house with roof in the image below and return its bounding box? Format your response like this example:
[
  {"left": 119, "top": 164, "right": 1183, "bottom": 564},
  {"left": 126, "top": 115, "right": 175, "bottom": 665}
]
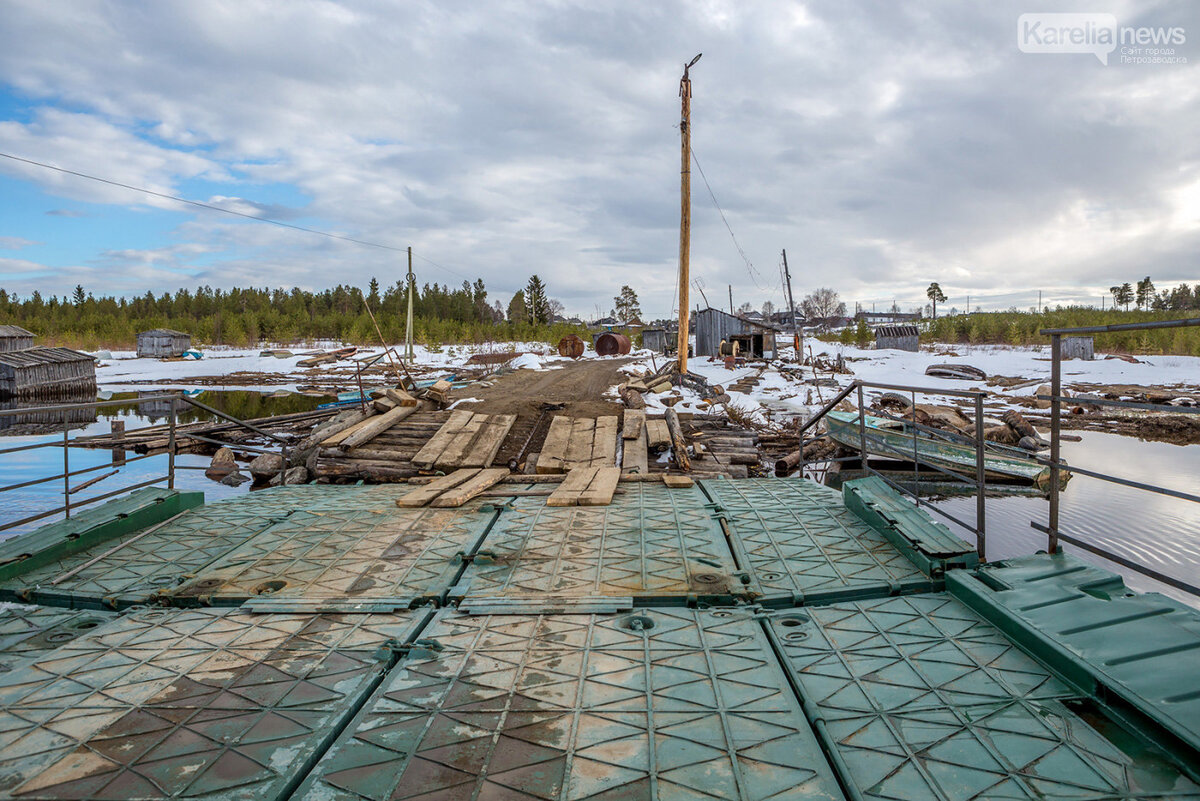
[
  {"left": 0, "top": 325, "right": 35, "bottom": 353},
  {"left": 137, "top": 329, "right": 191, "bottom": 358}
]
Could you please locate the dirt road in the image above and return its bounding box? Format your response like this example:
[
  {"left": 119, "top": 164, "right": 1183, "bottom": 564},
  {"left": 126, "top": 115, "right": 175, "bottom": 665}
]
[{"left": 454, "top": 358, "right": 636, "bottom": 418}]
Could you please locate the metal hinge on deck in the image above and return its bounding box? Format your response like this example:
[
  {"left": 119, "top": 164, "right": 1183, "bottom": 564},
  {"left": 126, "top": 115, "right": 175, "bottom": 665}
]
[
  {"left": 375, "top": 638, "right": 443, "bottom": 663},
  {"left": 453, "top": 550, "right": 497, "bottom": 565}
]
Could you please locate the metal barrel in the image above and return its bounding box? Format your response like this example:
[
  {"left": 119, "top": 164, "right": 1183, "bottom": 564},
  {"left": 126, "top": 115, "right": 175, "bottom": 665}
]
[
  {"left": 557, "top": 335, "right": 585, "bottom": 359},
  {"left": 595, "top": 333, "right": 631, "bottom": 356}
]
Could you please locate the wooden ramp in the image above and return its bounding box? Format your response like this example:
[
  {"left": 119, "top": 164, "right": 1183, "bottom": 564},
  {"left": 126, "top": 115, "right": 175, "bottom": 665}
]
[{"left": 411, "top": 412, "right": 517, "bottom": 470}]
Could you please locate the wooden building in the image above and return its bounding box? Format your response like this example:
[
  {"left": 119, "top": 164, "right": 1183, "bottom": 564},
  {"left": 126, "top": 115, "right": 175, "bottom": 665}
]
[
  {"left": 0, "top": 325, "right": 34, "bottom": 353},
  {"left": 137, "top": 328, "right": 191, "bottom": 358},
  {"left": 1059, "top": 336, "right": 1094, "bottom": 361},
  {"left": 874, "top": 324, "right": 920, "bottom": 352},
  {"left": 0, "top": 347, "right": 96, "bottom": 399},
  {"left": 641, "top": 328, "right": 668, "bottom": 354},
  {"left": 694, "top": 308, "right": 778, "bottom": 359}
]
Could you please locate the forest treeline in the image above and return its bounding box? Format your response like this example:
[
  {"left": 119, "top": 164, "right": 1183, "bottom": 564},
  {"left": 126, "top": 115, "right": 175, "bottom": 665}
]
[{"left": 0, "top": 279, "right": 587, "bottom": 350}]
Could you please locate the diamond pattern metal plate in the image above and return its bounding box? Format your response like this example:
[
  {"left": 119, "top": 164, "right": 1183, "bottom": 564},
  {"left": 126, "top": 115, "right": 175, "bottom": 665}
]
[
  {"left": 0, "top": 607, "right": 429, "bottom": 800},
  {"left": 454, "top": 482, "right": 744, "bottom": 604},
  {"left": 167, "top": 503, "right": 496, "bottom": 607},
  {"left": 700, "top": 478, "right": 933, "bottom": 603},
  {"left": 293, "top": 607, "right": 846, "bottom": 801},
  {"left": 0, "top": 605, "right": 113, "bottom": 674},
  {"left": 766, "top": 594, "right": 1200, "bottom": 800}
]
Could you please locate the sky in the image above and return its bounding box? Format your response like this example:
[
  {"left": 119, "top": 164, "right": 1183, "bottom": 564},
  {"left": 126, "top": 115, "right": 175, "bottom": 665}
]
[{"left": 0, "top": 1, "right": 1197, "bottom": 320}]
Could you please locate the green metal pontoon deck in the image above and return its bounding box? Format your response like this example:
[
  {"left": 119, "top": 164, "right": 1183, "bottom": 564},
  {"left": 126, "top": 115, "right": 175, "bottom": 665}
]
[{"left": 0, "top": 475, "right": 1197, "bottom": 800}]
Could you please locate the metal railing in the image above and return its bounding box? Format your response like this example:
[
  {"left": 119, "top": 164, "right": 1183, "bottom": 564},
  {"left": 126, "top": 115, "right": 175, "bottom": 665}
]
[
  {"left": 792, "top": 379, "right": 990, "bottom": 560},
  {"left": 1036, "top": 317, "right": 1200, "bottom": 598},
  {"left": 0, "top": 392, "right": 290, "bottom": 534}
]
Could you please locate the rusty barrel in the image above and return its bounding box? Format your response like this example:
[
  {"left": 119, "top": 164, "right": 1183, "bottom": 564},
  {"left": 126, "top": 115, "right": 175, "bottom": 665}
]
[
  {"left": 557, "top": 335, "right": 585, "bottom": 359},
  {"left": 594, "top": 332, "right": 631, "bottom": 357}
]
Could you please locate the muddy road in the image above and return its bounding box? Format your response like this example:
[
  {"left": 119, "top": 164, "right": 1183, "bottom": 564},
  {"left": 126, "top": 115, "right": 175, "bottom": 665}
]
[{"left": 455, "top": 358, "right": 636, "bottom": 418}]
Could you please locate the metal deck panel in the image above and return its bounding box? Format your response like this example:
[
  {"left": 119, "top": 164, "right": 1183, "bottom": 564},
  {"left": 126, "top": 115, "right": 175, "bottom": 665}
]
[
  {"left": 293, "top": 607, "right": 846, "bottom": 801},
  {"left": 700, "top": 478, "right": 934, "bottom": 604},
  {"left": 0, "top": 605, "right": 114, "bottom": 673},
  {"left": 766, "top": 594, "right": 1200, "bottom": 800},
  {"left": 454, "top": 483, "right": 745, "bottom": 604},
  {"left": 0, "top": 607, "right": 429, "bottom": 800},
  {"left": 167, "top": 503, "right": 497, "bottom": 607}
]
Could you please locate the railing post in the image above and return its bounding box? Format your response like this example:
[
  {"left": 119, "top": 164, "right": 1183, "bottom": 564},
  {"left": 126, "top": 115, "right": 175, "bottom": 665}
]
[
  {"left": 974, "top": 391, "right": 987, "bottom": 561},
  {"left": 1047, "top": 334, "right": 1062, "bottom": 554},
  {"left": 168, "top": 396, "right": 177, "bottom": 490},
  {"left": 856, "top": 383, "right": 867, "bottom": 475},
  {"left": 62, "top": 409, "right": 71, "bottom": 519},
  {"left": 911, "top": 389, "right": 918, "bottom": 501}
]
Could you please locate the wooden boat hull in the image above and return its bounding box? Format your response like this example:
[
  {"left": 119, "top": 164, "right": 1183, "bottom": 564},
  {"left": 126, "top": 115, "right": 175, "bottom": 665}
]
[{"left": 826, "top": 411, "right": 1054, "bottom": 485}]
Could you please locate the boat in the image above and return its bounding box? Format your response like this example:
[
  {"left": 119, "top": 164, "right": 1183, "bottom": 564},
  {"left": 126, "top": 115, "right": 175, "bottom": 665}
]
[{"left": 825, "top": 409, "right": 1058, "bottom": 485}]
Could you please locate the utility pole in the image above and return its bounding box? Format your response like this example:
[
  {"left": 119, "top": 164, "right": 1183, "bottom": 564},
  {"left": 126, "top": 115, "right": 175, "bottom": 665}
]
[
  {"left": 728, "top": 285, "right": 733, "bottom": 316},
  {"left": 404, "top": 246, "right": 415, "bottom": 361},
  {"left": 781, "top": 249, "right": 800, "bottom": 358},
  {"left": 966, "top": 295, "right": 970, "bottom": 314},
  {"left": 1038, "top": 290, "right": 1042, "bottom": 313},
  {"left": 676, "top": 53, "right": 701, "bottom": 374}
]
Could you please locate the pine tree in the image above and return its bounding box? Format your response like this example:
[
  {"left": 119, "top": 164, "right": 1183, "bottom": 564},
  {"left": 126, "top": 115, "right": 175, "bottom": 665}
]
[
  {"left": 613, "top": 286, "right": 642, "bottom": 321},
  {"left": 926, "top": 282, "right": 947, "bottom": 319},
  {"left": 524, "top": 276, "right": 550, "bottom": 324},
  {"left": 508, "top": 290, "right": 529, "bottom": 324},
  {"left": 73, "top": 284, "right": 85, "bottom": 306}
]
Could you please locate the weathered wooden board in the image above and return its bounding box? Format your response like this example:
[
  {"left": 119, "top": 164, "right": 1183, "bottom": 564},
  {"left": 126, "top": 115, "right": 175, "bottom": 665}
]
[
  {"left": 621, "top": 426, "right": 649, "bottom": 475},
  {"left": 460, "top": 414, "right": 517, "bottom": 468},
  {"left": 434, "top": 413, "right": 485, "bottom": 469},
  {"left": 320, "top": 411, "right": 380, "bottom": 448},
  {"left": 564, "top": 418, "right": 596, "bottom": 470},
  {"left": 430, "top": 467, "right": 509, "bottom": 507},
  {"left": 662, "top": 474, "right": 694, "bottom": 488},
  {"left": 395, "top": 468, "right": 480, "bottom": 507},
  {"left": 411, "top": 410, "right": 475, "bottom": 468},
  {"left": 591, "top": 416, "right": 618, "bottom": 467},
  {"left": 645, "top": 418, "right": 670, "bottom": 452},
  {"left": 546, "top": 466, "right": 601, "bottom": 507},
  {"left": 536, "top": 416, "right": 573, "bottom": 474},
  {"left": 578, "top": 466, "right": 621, "bottom": 506},
  {"left": 341, "top": 404, "right": 420, "bottom": 450},
  {"left": 621, "top": 409, "right": 645, "bottom": 439}
]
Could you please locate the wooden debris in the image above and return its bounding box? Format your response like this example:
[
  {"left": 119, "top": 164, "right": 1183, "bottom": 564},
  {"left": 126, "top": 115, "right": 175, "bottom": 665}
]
[
  {"left": 621, "top": 410, "right": 645, "bottom": 439},
  {"left": 395, "top": 468, "right": 479, "bottom": 508},
  {"left": 341, "top": 405, "right": 420, "bottom": 450},
  {"left": 430, "top": 467, "right": 509, "bottom": 507},
  {"left": 619, "top": 384, "right": 646, "bottom": 409},
  {"left": 384, "top": 387, "right": 418, "bottom": 407},
  {"left": 664, "top": 408, "right": 691, "bottom": 471},
  {"left": 645, "top": 418, "right": 670, "bottom": 452},
  {"left": 662, "top": 475, "right": 694, "bottom": 488}
]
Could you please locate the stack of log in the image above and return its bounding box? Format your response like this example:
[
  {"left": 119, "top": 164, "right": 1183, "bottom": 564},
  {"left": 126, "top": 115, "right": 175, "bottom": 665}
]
[{"left": 75, "top": 407, "right": 339, "bottom": 455}]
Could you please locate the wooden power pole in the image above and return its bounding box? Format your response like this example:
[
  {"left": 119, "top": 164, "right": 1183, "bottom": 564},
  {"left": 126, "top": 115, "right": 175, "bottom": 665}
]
[
  {"left": 782, "top": 249, "right": 800, "bottom": 358},
  {"left": 676, "top": 53, "right": 701, "bottom": 374},
  {"left": 404, "top": 246, "right": 415, "bottom": 361}
]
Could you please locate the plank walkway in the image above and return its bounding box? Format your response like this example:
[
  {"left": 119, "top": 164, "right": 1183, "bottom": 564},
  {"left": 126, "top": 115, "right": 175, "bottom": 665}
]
[{"left": 537, "top": 414, "right": 619, "bottom": 474}]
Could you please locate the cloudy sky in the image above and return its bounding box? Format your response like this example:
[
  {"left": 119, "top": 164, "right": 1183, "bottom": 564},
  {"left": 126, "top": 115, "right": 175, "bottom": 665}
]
[{"left": 0, "top": 1, "right": 1197, "bottom": 319}]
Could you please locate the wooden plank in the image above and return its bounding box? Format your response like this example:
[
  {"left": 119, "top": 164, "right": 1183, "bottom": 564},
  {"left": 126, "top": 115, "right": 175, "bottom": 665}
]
[
  {"left": 621, "top": 427, "right": 648, "bottom": 475},
  {"left": 434, "top": 413, "right": 485, "bottom": 469},
  {"left": 320, "top": 411, "right": 380, "bottom": 448},
  {"left": 645, "top": 418, "right": 670, "bottom": 452},
  {"left": 384, "top": 387, "right": 418, "bottom": 407},
  {"left": 536, "top": 416, "right": 573, "bottom": 474},
  {"left": 341, "top": 405, "right": 420, "bottom": 450},
  {"left": 430, "top": 467, "right": 510, "bottom": 507},
  {"left": 621, "top": 409, "right": 645, "bottom": 440},
  {"left": 395, "top": 469, "right": 480, "bottom": 507},
  {"left": 546, "top": 466, "right": 600, "bottom": 507},
  {"left": 411, "top": 410, "right": 475, "bottom": 468},
  {"left": 564, "top": 418, "right": 595, "bottom": 470},
  {"left": 578, "top": 467, "right": 621, "bottom": 506},
  {"left": 662, "top": 475, "right": 694, "bottom": 488},
  {"left": 590, "top": 416, "right": 618, "bottom": 467},
  {"left": 460, "top": 414, "right": 517, "bottom": 468}
]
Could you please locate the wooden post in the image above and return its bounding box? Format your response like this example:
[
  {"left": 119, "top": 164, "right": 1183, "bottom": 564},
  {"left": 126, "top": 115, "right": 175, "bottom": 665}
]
[
  {"left": 405, "top": 246, "right": 415, "bottom": 362},
  {"left": 677, "top": 53, "right": 701, "bottom": 375},
  {"left": 111, "top": 419, "right": 126, "bottom": 466},
  {"left": 782, "top": 249, "right": 801, "bottom": 358}
]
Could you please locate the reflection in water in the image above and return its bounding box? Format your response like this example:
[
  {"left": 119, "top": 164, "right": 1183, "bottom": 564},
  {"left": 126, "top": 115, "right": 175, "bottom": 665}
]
[{"left": 0, "top": 392, "right": 98, "bottom": 435}]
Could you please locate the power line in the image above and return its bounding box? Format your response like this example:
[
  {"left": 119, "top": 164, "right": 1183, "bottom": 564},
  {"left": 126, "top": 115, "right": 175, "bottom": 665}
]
[
  {"left": 0, "top": 150, "right": 487, "bottom": 285},
  {"left": 690, "top": 148, "right": 773, "bottom": 293}
]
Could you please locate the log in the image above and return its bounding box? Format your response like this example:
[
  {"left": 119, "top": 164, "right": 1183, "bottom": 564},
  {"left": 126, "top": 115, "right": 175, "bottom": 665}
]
[
  {"left": 430, "top": 467, "right": 510, "bottom": 507},
  {"left": 619, "top": 385, "right": 646, "bottom": 409},
  {"left": 341, "top": 405, "right": 420, "bottom": 450},
  {"left": 313, "top": 458, "right": 421, "bottom": 481},
  {"left": 664, "top": 408, "right": 691, "bottom": 471},
  {"left": 621, "top": 410, "right": 645, "bottom": 440},
  {"left": 1002, "top": 410, "right": 1041, "bottom": 442}
]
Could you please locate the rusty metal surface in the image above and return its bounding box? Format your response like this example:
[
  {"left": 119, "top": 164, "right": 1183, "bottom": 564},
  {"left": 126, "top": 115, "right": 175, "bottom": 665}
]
[
  {"left": 556, "top": 334, "right": 585, "bottom": 359},
  {"left": 702, "top": 478, "right": 933, "bottom": 603},
  {"left": 0, "top": 605, "right": 113, "bottom": 673},
  {"left": 593, "top": 332, "right": 631, "bottom": 356},
  {"left": 454, "top": 482, "right": 744, "bottom": 604},
  {"left": 0, "top": 607, "right": 428, "bottom": 800},
  {"left": 293, "top": 607, "right": 845, "bottom": 801},
  {"left": 166, "top": 502, "right": 497, "bottom": 607}
]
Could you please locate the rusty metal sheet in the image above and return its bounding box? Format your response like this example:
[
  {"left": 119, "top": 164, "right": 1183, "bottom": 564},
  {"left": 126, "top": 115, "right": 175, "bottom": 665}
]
[
  {"left": 766, "top": 594, "right": 1200, "bottom": 800},
  {"left": 0, "top": 604, "right": 113, "bottom": 673},
  {"left": 453, "top": 482, "right": 745, "bottom": 604},
  {"left": 167, "top": 503, "right": 497, "bottom": 607},
  {"left": 0, "top": 607, "right": 429, "bottom": 800},
  {"left": 293, "top": 607, "right": 846, "bottom": 801},
  {"left": 701, "top": 478, "right": 934, "bottom": 604}
]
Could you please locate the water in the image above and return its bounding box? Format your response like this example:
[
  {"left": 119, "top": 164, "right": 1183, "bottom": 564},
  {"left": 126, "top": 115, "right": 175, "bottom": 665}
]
[{"left": 0, "top": 390, "right": 323, "bottom": 537}]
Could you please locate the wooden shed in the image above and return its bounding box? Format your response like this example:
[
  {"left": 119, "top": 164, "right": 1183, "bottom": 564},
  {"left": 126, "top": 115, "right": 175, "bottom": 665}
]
[
  {"left": 0, "top": 325, "right": 34, "bottom": 353},
  {"left": 1059, "top": 336, "right": 1094, "bottom": 361},
  {"left": 694, "top": 308, "right": 778, "bottom": 358},
  {"left": 874, "top": 324, "right": 920, "bottom": 352},
  {"left": 0, "top": 347, "right": 96, "bottom": 399},
  {"left": 641, "top": 328, "right": 668, "bottom": 354},
  {"left": 137, "top": 328, "right": 191, "bottom": 358}
]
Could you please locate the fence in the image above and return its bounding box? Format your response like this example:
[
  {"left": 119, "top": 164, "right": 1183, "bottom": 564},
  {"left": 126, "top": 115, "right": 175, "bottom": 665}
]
[{"left": 0, "top": 392, "right": 289, "bottom": 534}]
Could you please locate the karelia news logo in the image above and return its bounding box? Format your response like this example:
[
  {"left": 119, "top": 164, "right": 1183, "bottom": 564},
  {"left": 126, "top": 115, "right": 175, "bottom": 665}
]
[{"left": 1018, "top": 13, "right": 1186, "bottom": 65}]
